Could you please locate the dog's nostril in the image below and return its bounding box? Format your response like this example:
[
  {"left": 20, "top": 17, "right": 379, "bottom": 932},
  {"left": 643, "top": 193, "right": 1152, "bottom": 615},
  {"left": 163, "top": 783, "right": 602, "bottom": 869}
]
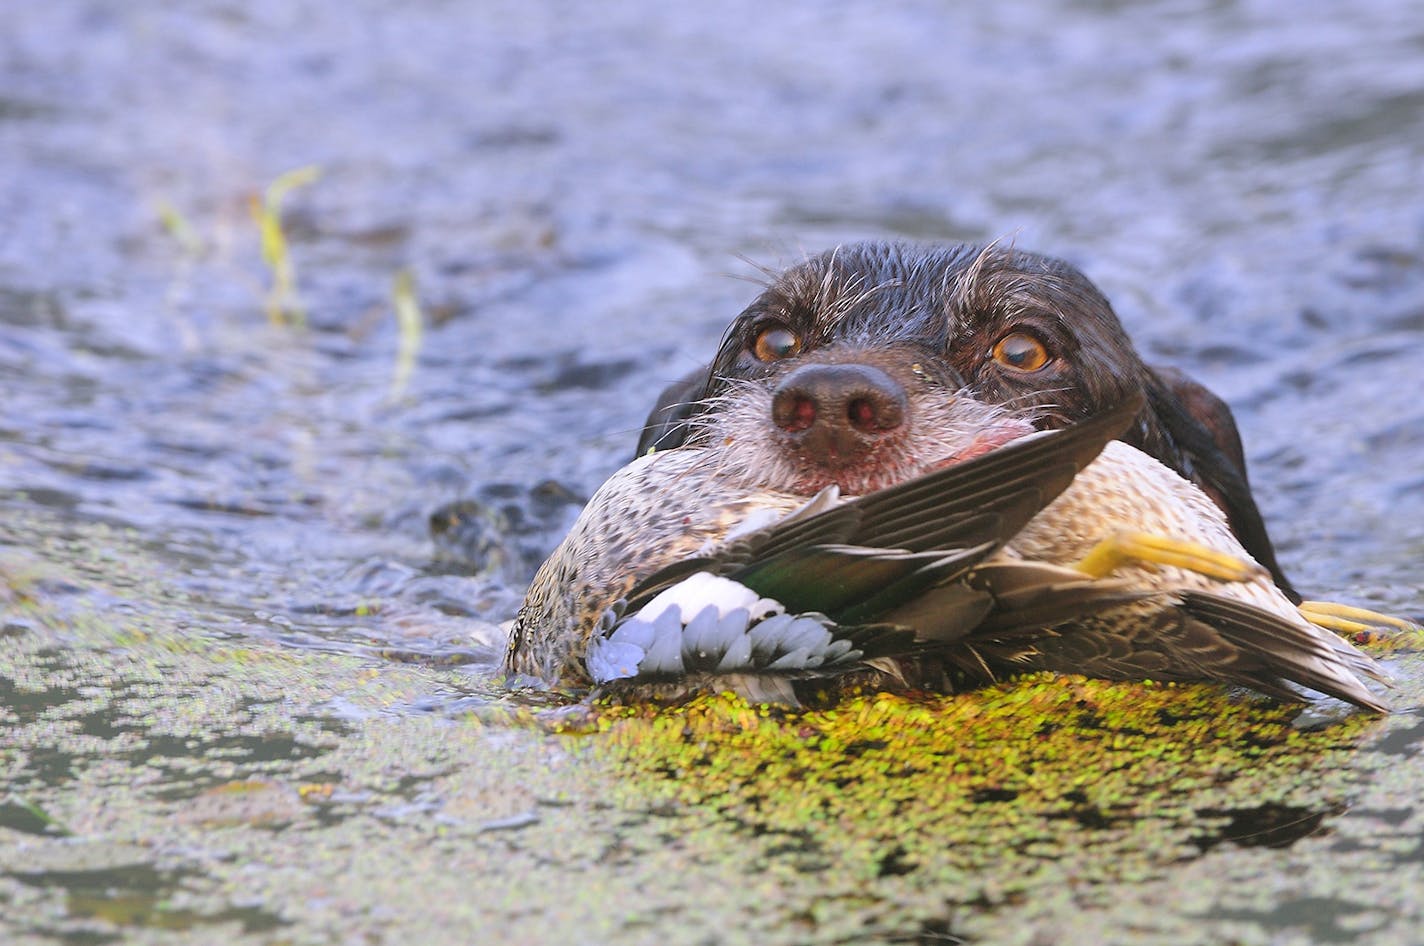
[
  {"left": 848, "top": 397, "right": 874, "bottom": 429},
  {"left": 780, "top": 395, "right": 817, "bottom": 432},
  {"left": 846, "top": 392, "right": 903, "bottom": 432}
]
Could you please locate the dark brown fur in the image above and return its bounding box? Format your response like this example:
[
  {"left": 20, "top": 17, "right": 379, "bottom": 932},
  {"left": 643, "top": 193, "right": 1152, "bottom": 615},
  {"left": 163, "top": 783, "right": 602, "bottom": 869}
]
[{"left": 637, "top": 242, "right": 1298, "bottom": 600}]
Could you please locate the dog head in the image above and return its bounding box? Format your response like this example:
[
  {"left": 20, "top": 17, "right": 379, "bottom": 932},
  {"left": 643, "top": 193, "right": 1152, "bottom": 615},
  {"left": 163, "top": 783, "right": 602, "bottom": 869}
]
[{"left": 638, "top": 241, "right": 1296, "bottom": 598}]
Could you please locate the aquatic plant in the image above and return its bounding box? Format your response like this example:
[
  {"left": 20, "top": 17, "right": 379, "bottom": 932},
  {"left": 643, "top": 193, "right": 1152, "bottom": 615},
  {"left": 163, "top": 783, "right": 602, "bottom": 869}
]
[
  {"left": 249, "top": 165, "right": 322, "bottom": 328},
  {"left": 155, "top": 199, "right": 203, "bottom": 257},
  {"left": 589, "top": 674, "right": 1382, "bottom": 895},
  {"left": 390, "top": 268, "right": 424, "bottom": 399}
]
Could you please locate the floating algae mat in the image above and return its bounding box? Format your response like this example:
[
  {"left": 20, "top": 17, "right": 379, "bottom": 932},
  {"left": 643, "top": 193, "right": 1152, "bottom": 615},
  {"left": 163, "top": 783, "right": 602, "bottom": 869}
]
[
  {"left": 2, "top": 552, "right": 1417, "bottom": 944},
  {"left": 591, "top": 677, "right": 1385, "bottom": 902}
]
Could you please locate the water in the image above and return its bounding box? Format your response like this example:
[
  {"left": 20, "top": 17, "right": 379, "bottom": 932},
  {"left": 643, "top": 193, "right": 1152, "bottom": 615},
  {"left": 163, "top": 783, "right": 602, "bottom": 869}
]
[{"left": 3, "top": 2, "right": 1423, "bottom": 943}]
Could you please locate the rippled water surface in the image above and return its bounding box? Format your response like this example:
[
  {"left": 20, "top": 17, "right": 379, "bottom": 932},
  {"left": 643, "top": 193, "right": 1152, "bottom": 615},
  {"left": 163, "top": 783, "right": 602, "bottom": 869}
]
[{"left": 3, "top": 2, "right": 1423, "bottom": 943}]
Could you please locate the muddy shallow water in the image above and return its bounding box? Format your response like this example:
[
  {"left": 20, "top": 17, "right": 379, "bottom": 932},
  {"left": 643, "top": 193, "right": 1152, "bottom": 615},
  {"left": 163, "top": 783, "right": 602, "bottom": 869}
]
[{"left": 3, "top": 2, "right": 1424, "bottom": 943}]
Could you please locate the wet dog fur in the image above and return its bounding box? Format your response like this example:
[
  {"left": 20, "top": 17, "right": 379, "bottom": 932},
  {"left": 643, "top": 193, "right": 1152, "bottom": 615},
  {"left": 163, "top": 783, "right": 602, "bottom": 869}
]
[{"left": 636, "top": 242, "right": 1298, "bottom": 601}]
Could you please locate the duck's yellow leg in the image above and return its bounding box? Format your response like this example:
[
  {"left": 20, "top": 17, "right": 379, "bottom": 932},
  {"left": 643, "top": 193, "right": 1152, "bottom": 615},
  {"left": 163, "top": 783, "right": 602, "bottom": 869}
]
[
  {"left": 1298, "top": 600, "right": 1420, "bottom": 638},
  {"left": 1069, "top": 531, "right": 1266, "bottom": 582},
  {"left": 1066, "top": 534, "right": 1419, "bottom": 640}
]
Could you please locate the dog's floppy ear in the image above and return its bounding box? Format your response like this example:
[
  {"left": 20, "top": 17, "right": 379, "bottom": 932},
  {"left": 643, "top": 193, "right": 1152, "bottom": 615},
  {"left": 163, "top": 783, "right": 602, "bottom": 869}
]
[
  {"left": 1145, "top": 364, "right": 1299, "bottom": 602},
  {"left": 634, "top": 365, "right": 711, "bottom": 457}
]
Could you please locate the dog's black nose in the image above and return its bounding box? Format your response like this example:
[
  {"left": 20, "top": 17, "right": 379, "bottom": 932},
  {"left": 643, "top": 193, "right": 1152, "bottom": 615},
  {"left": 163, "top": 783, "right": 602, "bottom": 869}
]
[{"left": 771, "top": 363, "right": 907, "bottom": 463}]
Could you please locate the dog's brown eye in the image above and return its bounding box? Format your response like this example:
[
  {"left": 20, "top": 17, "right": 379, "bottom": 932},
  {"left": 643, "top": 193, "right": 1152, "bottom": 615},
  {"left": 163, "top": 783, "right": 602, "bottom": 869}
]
[
  {"left": 991, "top": 332, "right": 1050, "bottom": 372},
  {"left": 753, "top": 324, "right": 802, "bottom": 362}
]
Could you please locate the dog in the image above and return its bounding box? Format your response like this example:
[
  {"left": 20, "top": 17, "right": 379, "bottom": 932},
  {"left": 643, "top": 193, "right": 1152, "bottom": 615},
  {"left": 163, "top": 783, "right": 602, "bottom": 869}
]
[{"left": 636, "top": 242, "right": 1300, "bottom": 601}]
